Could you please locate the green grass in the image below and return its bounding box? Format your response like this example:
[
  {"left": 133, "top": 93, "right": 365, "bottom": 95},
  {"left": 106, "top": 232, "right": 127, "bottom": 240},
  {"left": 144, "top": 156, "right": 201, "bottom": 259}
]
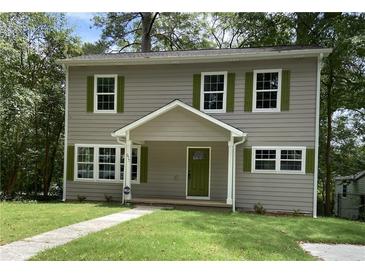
[
  {"left": 32, "top": 209, "right": 365, "bottom": 261},
  {"left": 0, "top": 201, "right": 126, "bottom": 245}
]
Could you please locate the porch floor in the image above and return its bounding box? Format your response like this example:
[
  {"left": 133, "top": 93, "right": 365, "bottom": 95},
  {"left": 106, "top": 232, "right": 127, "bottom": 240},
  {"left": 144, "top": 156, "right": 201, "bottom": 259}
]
[{"left": 130, "top": 197, "right": 230, "bottom": 208}]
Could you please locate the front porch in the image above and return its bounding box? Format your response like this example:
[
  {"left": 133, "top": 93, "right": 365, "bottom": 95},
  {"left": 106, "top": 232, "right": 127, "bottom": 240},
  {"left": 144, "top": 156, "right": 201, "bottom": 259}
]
[{"left": 111, "top": 100, "right": 247, "bottom": 209}]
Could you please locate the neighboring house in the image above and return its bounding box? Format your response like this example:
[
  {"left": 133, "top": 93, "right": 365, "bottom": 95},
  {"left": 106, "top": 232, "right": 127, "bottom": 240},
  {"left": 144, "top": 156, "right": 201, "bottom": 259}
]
[
  {"left": 334, "top": 171, "right": 365, "bottom": 220},
  {"left": 59, "top": 46, "right": 332, "bottom": 216}
]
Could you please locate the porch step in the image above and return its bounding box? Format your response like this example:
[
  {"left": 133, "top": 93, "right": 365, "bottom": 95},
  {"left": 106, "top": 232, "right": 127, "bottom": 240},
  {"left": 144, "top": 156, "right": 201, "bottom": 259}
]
[{"left": 130, "top": 198, "right": 231, "bottom": 208}]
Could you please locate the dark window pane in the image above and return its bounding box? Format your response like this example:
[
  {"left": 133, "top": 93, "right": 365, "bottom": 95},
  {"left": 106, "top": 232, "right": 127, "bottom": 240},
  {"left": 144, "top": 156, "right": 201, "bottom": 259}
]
[
  {"left": 255, "top": 160, "right": 276, "bottom": 170},
  {"left": 97, "top": 95, "right": 114, "bottom": 110},
  {"left": 78, "top": 163, "right": 93, "bottom": 178},
  {"left": 280, "top": 161, "right": 301, "bottom": 171},
  {"left": 257, "top": 73, "right": 263, "bottom": 81},
  {"left": 97, "top": 77, "right": 115, "bottom": 93},
  {"left": 204, "top": 83, "right": 210, "bottom": 91}
]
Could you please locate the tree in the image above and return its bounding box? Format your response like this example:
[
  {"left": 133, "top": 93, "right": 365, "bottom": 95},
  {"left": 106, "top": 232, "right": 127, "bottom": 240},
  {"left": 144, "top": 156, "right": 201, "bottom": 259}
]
[
  {"left": 0, "top": 13, "right": 81, "bottom": 197},
  {"left": 294, "top": 13, "right": 365, "bottom": 215},
  {"left": 82, "top": 40, "right": 109, "bottom": 55},
  {"left": 93, "top": 12, "right": 212, "bottom": 52},
  {"left": 208, "top": 13, "right": 294, "bottom": 48}
]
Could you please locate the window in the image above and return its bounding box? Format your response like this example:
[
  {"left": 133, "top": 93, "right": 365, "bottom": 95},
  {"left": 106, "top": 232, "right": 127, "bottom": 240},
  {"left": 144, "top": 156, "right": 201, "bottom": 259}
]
[
  {"left": 75, "top": 144, "right": 140, "bottom": 183},
  {"left": 253, "top": 70, "right": 281, "bottom": 112},
  {"left": 99, "top": 147, "right": 116, "bottom": 180},
  {"left": 255, "top": 150, "right": 276, "bottom": 170},
  {"left": 120, "top": 146, "right": 140, "bottom": 182},
  {"left": 280, "top": 150, "right": 303, "bottom": 171},
  {"left": 342, "top": 185, "right": 347, "bottom": 198},
  {"left": 252, "top": 146, "right": 305, "bottom": 174},
  {"left": 201, "top": 72, "right": 227, "bottom": 113},
  {"left": 76, "top": 147, "right": 94, "bottom": 179},
  {"left": 94, "top": 75, "right": 117, "bottom": 113}
]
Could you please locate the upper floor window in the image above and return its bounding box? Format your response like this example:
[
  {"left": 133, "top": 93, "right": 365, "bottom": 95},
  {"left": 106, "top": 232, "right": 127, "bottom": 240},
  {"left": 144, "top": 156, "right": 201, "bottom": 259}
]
[
  {"left": 200, "top": 72, "right": 227, "bottom": 113},
  {"left": 252, "top": 146, "right": 305, "bottom": 174},
  {"left": 94, "top": 75, "right": 117, "bottom": 113},
  {"left": 253, "top": 69, "right": 281, "bottom": 112}
]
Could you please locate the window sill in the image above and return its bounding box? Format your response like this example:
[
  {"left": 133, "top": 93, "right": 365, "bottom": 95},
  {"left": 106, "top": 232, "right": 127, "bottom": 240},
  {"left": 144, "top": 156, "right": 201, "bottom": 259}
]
[
  {"left": 252, "top": 108, "right": 281, "bottom": 113},
  {"left": 201, "top": 109, "right": 226, "bottom": 114},
  {"left": 93, "top": 110, "right": 117, "bottom": 114},
  {"left": 251, "top": 170, "right": 306, "bottom": 175},
  {"left": 73, "top": 179, "right": 140, "bottom": 184}
]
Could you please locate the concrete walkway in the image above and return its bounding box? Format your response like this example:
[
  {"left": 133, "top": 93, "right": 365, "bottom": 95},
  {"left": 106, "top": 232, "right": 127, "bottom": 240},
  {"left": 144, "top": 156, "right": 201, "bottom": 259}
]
[
  {"left": 301, "top": 243, "right": 365, "bottom": 261},
  {"left": 0, "top": 206, "right": 157, "bottom": 261}
]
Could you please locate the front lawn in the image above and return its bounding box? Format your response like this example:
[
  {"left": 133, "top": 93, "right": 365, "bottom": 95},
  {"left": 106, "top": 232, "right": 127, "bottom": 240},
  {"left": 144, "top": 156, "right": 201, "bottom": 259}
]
[
  {"left": 0, "top": 201, "right": 126, "bottom": 245},
  {"left": 32, "top": 209, "right": 365, "bottom": 261}
]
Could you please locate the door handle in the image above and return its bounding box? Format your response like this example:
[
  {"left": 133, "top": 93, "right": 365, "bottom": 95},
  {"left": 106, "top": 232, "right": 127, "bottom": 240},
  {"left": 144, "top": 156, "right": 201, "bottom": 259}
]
[{"left": 188, "top": 171, "right": 191, "bottom": 180}]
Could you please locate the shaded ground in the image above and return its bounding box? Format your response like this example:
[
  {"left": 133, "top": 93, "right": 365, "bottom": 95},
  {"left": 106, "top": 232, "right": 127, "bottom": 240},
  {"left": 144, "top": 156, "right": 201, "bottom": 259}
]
[
  {"left": 32, "top": 209, "right": 365, "bottom": 261},
  {"left": 0, "top": 202, "right": 125, "bottom": 245}
]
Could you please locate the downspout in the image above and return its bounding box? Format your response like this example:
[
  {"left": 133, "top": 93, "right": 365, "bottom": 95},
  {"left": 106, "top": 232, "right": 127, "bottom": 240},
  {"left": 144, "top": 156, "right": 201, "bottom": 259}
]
[
  {"left": 62, "top": 64, "right": 69, "bottom": 202},
  {"left": 232, "top": 133, "right": 247, "bottom": 212},
  {"left": 313, "top": 53, "right": 323, "bottom": 218}
]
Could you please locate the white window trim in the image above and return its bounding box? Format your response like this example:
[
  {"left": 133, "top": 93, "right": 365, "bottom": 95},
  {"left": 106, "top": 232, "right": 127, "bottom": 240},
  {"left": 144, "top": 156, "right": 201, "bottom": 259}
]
[
  {"left": 252, "top": 69, "right": 282, "bottom": 113},
  {"left": 251, "top": 146, "right": 306, "bottom": 174},
  {"left": 94, "top": 74, "right": 118, "bottom": 114},
  {"left": 200, "top": 71, "right": 227, "bottom": 113},
  {"left": 74, "top": 144, "right": 141, "bottom": 184}
]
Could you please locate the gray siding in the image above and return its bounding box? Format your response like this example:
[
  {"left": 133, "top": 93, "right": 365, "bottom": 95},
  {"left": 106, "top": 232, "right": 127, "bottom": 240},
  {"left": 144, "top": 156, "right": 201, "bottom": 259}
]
[
  {"left": 66, "top": 57, "right": 318, "bottom": 213},
  {"left": 66, "top": 141, "right": 228, "bottom": 201},
  {"left": 130, "top": 107, "right": 230, "bottom": 141}
]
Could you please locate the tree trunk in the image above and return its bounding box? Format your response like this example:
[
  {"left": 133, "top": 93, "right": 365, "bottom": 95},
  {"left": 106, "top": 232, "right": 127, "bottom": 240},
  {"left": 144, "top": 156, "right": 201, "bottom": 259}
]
[
  {"left": 141, "top": 13, "right": 152, "bottom": 52},
  {"left": 295, "top": 13, "right": 319, "bottom": 45}
]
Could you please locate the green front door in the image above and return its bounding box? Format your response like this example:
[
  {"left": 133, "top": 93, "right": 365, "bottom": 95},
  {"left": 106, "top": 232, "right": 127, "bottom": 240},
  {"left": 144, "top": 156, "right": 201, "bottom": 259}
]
[{"left": 187, "top": 148, "right": 210, "bottom": 197}]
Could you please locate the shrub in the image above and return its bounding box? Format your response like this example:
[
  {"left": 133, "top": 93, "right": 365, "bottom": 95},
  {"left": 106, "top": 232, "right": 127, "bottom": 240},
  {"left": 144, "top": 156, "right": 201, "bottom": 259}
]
[
  {"left": 104, "top": 194, "right": 113, "bottom": 203},
  {"left": 254, "top": 202, "right": 266, "bottom": 214},
  {"left": 77, "top": 195, "right": 86, "bottom": 202}
]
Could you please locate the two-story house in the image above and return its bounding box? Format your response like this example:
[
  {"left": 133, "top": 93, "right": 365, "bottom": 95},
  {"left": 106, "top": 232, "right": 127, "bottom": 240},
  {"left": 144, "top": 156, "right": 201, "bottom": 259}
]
[{"left": 59, "top": 46, "right": 332, "bottom": 216}]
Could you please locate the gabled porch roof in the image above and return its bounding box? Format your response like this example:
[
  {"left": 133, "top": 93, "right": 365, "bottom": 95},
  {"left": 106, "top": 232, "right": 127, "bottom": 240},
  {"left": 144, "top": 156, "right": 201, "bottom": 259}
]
[{"left": 111, "top": 100, "right": 245, "bottom": 139}]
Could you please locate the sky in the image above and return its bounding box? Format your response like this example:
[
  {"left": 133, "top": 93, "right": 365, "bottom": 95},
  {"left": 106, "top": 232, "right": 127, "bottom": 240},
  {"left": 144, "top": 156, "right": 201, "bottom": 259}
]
[{"left": 65, "top": 13, "right": 102, "bottom": 43}]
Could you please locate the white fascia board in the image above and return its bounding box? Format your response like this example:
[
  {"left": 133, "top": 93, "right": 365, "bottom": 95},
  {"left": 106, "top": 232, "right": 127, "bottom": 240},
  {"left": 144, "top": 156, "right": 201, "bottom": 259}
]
[
  {"left": 111, "top": 100, "right": 244, "bottom": 138},
  {"left": 58, "top": 48, "right": 333, "bottom": 66}
]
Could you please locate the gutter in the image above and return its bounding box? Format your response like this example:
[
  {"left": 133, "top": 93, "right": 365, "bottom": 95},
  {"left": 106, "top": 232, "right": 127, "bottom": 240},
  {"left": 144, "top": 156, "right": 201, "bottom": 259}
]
[
  {"left": 62, "top": 64, "right": 69, "bottom": 202},
  {"left": 57, "top": 49, "right": 333, "bottom": 66},
  {"left": 232, "top": 134, "right": 248, "bottom": 212},
  {"left": 313, "top": 53, "right": 323, "bottom": 218}
]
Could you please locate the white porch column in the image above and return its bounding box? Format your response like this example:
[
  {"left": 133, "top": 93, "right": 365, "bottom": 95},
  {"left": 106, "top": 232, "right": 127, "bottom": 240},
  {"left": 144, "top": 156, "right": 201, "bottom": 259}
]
[
  {"left": 124, "top": 131, "right": 132, "bottom": 201},
  {"left": 226, "top": 136, "right": 234, "bottom": 205}
]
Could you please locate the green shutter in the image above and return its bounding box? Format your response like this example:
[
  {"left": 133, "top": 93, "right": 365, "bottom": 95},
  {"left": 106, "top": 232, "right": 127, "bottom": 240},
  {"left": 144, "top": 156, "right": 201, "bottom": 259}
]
[
  {"left": 281, "top": 70, "right": 290, "bottom": 111},
  {"left": 243, "top": 147, "right": 252, "bottom": 172},
  {"left": 66, "top": 145, "right": 74, "bottom": 181},
  {"left": 117, "top": 76, "right": 125, "bottom": 113},
  {"left": 244, "top": 72, "right": 253, "bottom": 112},
  {"left": 140, "top": 146, "right": 148, "bottom": 183},
  {"left": 86, "top": 76, "right": 94, "bottom": 112},
  {"left": 193, "top": 74, "right": 201, "bottom": 109},
  {"left": 306, "top": 148, "right": 315, "bottom": 174},
  {"left": 226, "top": 73, "right": 235, "bottom": 112}
]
